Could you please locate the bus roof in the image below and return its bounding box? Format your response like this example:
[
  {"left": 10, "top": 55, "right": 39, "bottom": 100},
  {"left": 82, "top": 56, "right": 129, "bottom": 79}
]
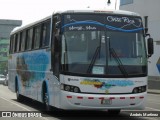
[
  {"left": 11, "top": 9, "right": 141, "bottom": 35},
  {"left": 55, "top": 9, "right": 140, "bottom": 16},
  {"left": 11, "top": 15, "right": 52, "bottom": 35}
]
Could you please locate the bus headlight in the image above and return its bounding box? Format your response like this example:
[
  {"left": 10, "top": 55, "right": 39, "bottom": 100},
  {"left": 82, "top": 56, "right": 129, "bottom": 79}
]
[
  {"left": 65, "top": 85, "right": 71, "bottom": 91},
  {"left": 133, "top": 88, "right": 138, "bottom": 93},
  {"left": 132, "top": 86, "right": 146, "bottom": 93},
  {"left": 73, "top": 87, "right": 80, "bottom": 93},
  {"left": 60, "top": 84, "right": 81, "bottom": 93},
  {"left": 141, "top": 86, "right": 146, "bottom": 92}
]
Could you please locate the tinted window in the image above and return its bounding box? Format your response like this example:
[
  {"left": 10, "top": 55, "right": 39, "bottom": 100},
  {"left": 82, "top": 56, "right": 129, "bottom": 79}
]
[
  {"left": 33, "top": 25, "right": 41, "bottom": 49},
  {"left": 13, "top": 34, "right": 17, "bottom": 53},
  {"left": 26, "top": 28, "right": 33, "bottom": 50},
  {"left": 16, "top": 33, "right": 20, "bottom": 52},
  {"left": 10, "top": 35, "right": 14, "bottom": 53},
  {"left": 41, "top": 20, "right": 51, "bottom": 47},
  {"left": 21, "top": 31, "right": 26, "bottom": 51}
]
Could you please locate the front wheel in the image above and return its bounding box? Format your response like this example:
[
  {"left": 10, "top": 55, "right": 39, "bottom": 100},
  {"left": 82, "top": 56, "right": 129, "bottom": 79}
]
[
  {"left": 43, "top": 91, "right": 51, "bottom": 111},
  {"left": 108, "top": 109, "right": 121, "bottom": 115}
]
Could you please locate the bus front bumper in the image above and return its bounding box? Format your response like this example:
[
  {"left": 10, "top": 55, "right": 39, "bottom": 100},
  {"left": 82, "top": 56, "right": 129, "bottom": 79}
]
[{"left": 60, "top": 91, "right": 146, "bottom": 110}]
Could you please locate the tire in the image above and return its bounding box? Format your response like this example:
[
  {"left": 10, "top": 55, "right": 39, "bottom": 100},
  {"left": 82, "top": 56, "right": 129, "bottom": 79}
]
[
  {"left": 16, "top": 82, "right": 23, "bottom": 102},
  {"left": 108, "top": 109, "right": 121, "bottom": 115},
  {"left": 43, "top": 88, "right": 51, "bottom": 111}
]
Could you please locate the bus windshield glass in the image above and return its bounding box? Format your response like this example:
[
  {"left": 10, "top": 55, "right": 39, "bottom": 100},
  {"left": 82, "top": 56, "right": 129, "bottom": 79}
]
[{"left": 61, "top": 14, "right": 147, "bottom": 77}]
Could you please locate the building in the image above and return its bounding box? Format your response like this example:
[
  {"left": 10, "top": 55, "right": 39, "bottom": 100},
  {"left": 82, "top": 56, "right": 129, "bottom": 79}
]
[
  {"left": 120, "top": 0, "right": 160, "bottom": 79},
  {"left": 0, "top": 19, "right": 22, "bottom": 74}
]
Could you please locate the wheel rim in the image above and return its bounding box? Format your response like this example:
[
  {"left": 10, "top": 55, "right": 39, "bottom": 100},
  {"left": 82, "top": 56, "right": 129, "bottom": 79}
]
[
  {"left": 45, "top": 93, "right": 48, "bottom": 104},
  {"left": 44, "top": 92, "right": 50, "bottom": 111},
  {"left": 16, "top": 89, "right": 19, "bottom": 98}
]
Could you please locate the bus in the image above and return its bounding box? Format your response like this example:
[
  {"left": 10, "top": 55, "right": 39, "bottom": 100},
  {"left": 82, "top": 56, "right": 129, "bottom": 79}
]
[{"left": 8, "top": 10, "right": 153, "bottom": 114}]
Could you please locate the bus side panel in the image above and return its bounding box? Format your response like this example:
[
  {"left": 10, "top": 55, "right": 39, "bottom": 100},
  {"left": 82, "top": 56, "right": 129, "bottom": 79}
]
[
  {"left": 18, "top": 50, "right": 51, "bottom": 100},
  {"left": 8, "top": 54, "right": 17, "bottom": 92},
  {"left": 49, "top": 75, "right": 61, "bottom": 108},
  {"left": 8, "top": 49, "right": 53, "bottom": 102}
]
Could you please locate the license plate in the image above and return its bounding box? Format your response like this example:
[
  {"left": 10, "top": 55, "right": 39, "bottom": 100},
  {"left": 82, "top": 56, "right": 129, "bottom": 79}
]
[{"left": 101, "top": 99, "right": 112, "bottom": 105}]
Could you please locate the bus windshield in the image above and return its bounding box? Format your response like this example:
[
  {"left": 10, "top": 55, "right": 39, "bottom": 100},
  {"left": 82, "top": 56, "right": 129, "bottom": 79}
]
[{"left": 61, "top": 14, "right": 147, "bottom": 77}]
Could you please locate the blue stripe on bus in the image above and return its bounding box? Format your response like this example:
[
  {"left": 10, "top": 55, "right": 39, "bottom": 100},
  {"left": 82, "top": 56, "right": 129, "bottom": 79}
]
[{"left": 62, "top": 21, "right": 143, "bottom": 32}]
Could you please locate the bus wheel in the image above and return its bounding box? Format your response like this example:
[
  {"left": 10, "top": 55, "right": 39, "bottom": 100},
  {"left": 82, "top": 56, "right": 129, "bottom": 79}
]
[
  {"left": 108, "top": 109, "right": 121, "bottom": 115},
  {"left": 16, "top": 87, "right": 23, "bottom": 102},
  {"left": 44, "top": 91, "right": 51, "bottom": 111}
]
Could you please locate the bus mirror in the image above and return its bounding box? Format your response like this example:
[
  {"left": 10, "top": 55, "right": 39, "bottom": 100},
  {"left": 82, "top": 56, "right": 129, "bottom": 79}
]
[
  {"left": 147, "top": 38, "right": 154, "bottom": 57},
  {"left": 56, "top": 21, "right": 61, "bottom": 29},
  {"left": 144, "top": 28, "right": 148, "bottom": 34},
  {"left": 54, "top": 36, "right": 60, "bottom": 52}
]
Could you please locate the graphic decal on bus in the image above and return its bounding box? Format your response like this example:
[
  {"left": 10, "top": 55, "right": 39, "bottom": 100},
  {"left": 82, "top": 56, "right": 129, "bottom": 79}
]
[
  {"left": 80, "top": 79, "right": 134, "bottom": 90},
  {"left": 16, "top": 52, "right": 49, "bottom": 87},
  {"left": 62, "top": 20, "right": 143, "bottom": 32},
  {"left": 63, "top": 15, "right": 143, "bottom": 33}
]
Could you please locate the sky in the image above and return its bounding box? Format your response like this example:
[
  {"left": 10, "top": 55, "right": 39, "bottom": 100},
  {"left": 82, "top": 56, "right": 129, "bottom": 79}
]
[{"left": 0, "top": 0, "right": 119, "bottom": 25}]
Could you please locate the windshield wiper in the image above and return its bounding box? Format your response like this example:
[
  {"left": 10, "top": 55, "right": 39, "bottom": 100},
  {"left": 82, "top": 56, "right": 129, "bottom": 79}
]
[
  {"left": 107, "top": 37, "right": 128, "bottom": 77},
  {"left": 110, "top": 47, "right": 128, "bottom": 77},
  {"left": 87, "top": 46, "right": 101, "bottom": 73}
]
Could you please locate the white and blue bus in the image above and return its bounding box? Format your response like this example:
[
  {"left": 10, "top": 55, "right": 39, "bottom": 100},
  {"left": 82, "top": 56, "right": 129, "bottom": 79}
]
[{"left": 8, "top": 10, "right": 153, "bottom": 114}]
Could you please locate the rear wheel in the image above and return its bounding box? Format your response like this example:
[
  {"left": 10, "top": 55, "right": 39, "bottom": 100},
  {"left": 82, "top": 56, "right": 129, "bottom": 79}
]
[{"left": 16, "top": 86, "right": 23, "bottom": 102}]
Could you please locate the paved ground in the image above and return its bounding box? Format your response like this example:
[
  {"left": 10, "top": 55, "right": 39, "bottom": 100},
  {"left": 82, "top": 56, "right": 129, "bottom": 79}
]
[{"left": 0, "top": 85, "right": 160, "bottom": 120}]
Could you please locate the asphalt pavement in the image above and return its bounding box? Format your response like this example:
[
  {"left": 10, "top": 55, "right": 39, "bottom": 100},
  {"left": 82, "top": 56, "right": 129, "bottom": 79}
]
[{"left": 0, "top": 84, "right": 160, "bottom": 120}]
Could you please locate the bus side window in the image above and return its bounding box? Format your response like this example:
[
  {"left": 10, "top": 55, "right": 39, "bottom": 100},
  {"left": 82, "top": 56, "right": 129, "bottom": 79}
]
[
  {"left": 14, "top": 34, "right": 18, "bottom": 53},
  {"left": 20, "top": 31, "right": 26, "bottom": 51},
  {"left": 9, "top": 35, "right": 14, "bottom": 54},
  {"left": 41, "top": 20, "right": 51, "bottom": 48},
  {"left": 16, "top": 33, "right": 20, "bottom": 52},
  {"left": 11, "top": 34, "right": 17, "bottom": 53},
  {"left": 26, "top": 28, "right": 33, "bottom": 50},
  {"left": 33, "top": 25, "right": 41, "bottom": 49}
]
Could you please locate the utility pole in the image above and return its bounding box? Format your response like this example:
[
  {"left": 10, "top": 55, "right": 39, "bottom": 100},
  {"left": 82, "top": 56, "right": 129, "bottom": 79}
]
[
  {"left": 107, "top": 0, "right": 111, "bottom": 5},
  {"left": 107, "top": 0, "right": 118, "bottom": 10},
  {"left": 115, "top": 0, "right": 117, "bottom": 10}
]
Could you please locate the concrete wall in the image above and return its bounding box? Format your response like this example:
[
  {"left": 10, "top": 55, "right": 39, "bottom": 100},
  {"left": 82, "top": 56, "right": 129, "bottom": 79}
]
[{"left": 120, "top": 0, "right": 160, "bottom": 77}]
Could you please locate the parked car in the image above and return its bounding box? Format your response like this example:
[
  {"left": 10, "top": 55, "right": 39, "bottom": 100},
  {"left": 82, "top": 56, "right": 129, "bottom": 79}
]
[
  {"left": 3, "top": 74, "right": 8, "bottom": 86},
  {"left": 0, "top": 74, "right": 6, "bottom": 84}
]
